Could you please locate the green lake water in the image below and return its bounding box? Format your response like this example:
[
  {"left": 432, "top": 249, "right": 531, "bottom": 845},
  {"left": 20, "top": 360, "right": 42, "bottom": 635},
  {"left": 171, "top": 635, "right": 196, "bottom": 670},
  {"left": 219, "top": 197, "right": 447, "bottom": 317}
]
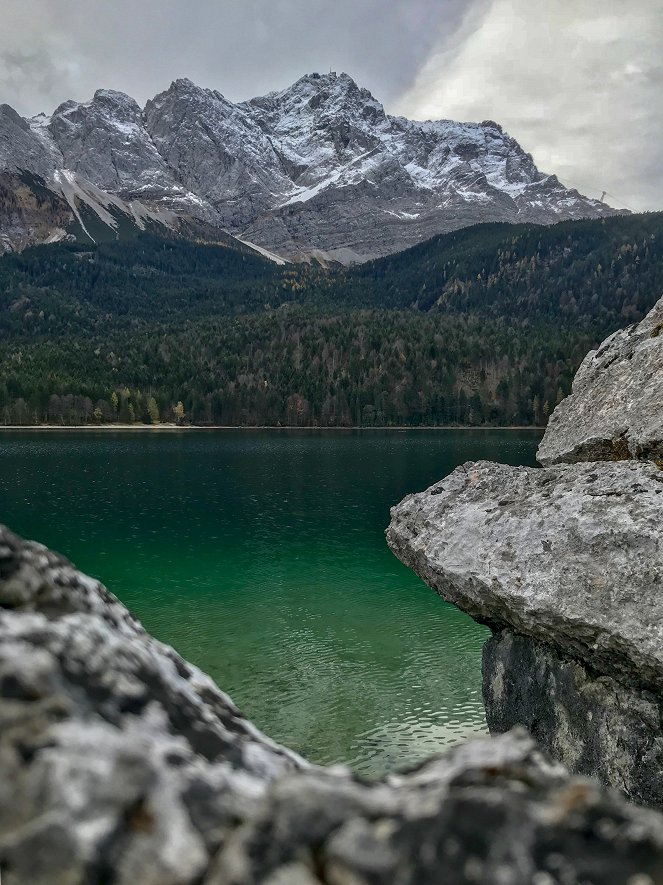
[{"left": 0, "top": 429, "right": 541, "bottom": 775}]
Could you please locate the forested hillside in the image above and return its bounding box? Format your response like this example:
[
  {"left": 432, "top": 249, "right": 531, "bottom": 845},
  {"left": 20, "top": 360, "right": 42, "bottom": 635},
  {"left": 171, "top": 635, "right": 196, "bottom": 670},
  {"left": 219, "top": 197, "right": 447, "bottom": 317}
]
[
  {"left": 335, "top": 213, "right": 663, "bottom": 328},
  {"left": 0, "top": 213, "right": 661, "bottom": 427}
]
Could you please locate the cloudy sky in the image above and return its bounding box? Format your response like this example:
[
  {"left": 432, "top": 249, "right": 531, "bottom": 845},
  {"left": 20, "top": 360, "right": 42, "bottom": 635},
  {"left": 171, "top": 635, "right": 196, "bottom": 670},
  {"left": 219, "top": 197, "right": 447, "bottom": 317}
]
[{"left": 2, "top": 0, "right": 660, "bottom": 210}]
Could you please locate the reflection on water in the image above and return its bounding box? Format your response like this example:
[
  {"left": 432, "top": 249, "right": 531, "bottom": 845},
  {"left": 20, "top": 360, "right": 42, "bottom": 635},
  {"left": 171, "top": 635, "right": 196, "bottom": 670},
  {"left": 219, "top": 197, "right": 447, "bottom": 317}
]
[{"left": 0, "top": 429, "right": 540, "bottom": 774}]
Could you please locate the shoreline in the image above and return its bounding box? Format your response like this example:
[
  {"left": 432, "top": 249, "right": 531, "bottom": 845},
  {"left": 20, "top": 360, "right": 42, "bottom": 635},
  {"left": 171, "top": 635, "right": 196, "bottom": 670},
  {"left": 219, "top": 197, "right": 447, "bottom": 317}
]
[{"left": 0, "top": 424, "right": 545, "bottom": 432}]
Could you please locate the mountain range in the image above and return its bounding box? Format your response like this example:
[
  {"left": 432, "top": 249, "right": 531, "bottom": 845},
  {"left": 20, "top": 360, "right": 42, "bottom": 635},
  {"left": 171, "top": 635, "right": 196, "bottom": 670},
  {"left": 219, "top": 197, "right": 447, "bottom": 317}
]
[{"left": 0, "top": 72, "right": 618, "bottom": 263}]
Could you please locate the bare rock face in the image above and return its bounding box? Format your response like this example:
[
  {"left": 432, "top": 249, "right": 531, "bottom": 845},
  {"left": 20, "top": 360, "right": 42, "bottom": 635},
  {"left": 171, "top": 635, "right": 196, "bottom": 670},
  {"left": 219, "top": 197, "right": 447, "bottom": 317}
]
[
  {"left": 211, "top": 736, "right": 663, "bottom": 885},
  {"left": 387, "top": 459, "right": 663, "bottom": 805},
  {"left": 538, "top": 295, "right": 663, "bottom": 467},
  {"left": 0, "top": 171, "right": 75, "bottom": 253},
  {"left": 47, "top": 90, "right": 178, "bottom": 197},
  {"left": 4, "top": 524, "right": 663, "bottom": 882},
  {"left": 483, "top": 631, "right": 663, "bottom": 808},
  {"left": 0, "top": 104, "right": 60, "bottom": 179},
  {"left": 0, "top": 71, "right": 618, "bottom": 260},
  {"left": 387, "top": 459, "right": 663, "bottom": 692}
]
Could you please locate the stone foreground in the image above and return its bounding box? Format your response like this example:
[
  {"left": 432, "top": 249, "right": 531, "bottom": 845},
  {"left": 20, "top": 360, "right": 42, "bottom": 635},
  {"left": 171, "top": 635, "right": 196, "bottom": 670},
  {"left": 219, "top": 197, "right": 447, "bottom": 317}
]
[
  {"left": 537, "top": 296, "right": 663, "bottom": 466},
  {"left": 4, "top": 525, "right": 663, "bottom": 883}
]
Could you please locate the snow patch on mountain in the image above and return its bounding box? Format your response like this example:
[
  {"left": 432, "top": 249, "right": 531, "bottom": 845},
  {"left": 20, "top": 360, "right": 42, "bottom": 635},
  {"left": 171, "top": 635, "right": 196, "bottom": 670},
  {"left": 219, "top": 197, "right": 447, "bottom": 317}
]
[
  {"left": 51, "top": 169, "right": 176, "bottom": 243},
  {"left": 236, "top": 237, "right": 288, "bottom": 265}
]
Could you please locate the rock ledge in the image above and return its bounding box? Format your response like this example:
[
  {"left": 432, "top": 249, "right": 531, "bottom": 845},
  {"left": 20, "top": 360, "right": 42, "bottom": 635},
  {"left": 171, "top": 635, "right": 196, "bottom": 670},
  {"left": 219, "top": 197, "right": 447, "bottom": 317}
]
[{"left": 388, "top": 459, "right": 663, "bottom": 693}]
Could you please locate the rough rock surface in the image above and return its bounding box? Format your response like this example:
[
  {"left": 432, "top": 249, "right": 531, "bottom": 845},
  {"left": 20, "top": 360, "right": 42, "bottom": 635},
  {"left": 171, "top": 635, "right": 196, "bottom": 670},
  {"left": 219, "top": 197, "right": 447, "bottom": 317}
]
[
  {"left": 538, "top": 295, "right": 663, "bottom": 467},
  {"left": 47, "top": 90, "right": 178, "bottom": 197},
  {"left": 484, "top": 631, "right": 663, "bottom": 807},
  {"left": 388, "top": 458, "right": 663, "bottom": 805},
  {"left": 4, "top": 524, "right": 663, "bottom": 882},
  {"left": 0, "top": 171, "right": 75, "bottom": 253},
  {"left": 0, "top": 71, "right": 618, "bottom": 260},
  {"left": 211, "top": 738, "right": 663, "bottom": 885},
  {"left": 0, "top": 524, "right": 304, "bottom": 884},
  {"left": 388, "top": 459, "right": 663, "bottom": 692}
]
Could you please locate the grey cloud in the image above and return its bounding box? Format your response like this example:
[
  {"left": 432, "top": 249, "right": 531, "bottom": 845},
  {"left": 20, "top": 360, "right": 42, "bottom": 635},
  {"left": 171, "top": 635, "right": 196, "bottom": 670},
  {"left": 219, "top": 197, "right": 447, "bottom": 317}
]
[
  {"left": 397, "top": 0, "right": 663, "bottom": 211},
  {"left": 0, "top": 48, "right": 77, "bottom": 112},
  {"left": 0, "top": 0, "right": 467, "bottom": 113}
]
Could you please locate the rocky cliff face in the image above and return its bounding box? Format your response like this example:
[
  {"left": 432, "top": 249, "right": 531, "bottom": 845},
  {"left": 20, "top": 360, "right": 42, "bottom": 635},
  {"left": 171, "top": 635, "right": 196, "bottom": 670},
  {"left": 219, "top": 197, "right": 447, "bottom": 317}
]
[
  {"left": 388, "top": 294, "right": 663, "bottom": 809},
  {"left": 3, "top": 524, "right": 663, "bottom": 883},
  {"left": 0, "top": 71, "right": 618, "bottom": 261}
]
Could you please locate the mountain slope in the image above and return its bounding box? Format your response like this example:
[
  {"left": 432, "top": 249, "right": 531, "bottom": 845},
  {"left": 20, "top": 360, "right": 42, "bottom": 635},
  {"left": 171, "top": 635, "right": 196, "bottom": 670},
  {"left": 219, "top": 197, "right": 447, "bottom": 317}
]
[
  {"left": 0, "top": 213, "right": 660, "bottom": 428},
  {"left": 334, "top": 212, "right": 663, "bottom": 326},
  {"left": 0, "top": 72, "right": 618, "bottom": 261}
]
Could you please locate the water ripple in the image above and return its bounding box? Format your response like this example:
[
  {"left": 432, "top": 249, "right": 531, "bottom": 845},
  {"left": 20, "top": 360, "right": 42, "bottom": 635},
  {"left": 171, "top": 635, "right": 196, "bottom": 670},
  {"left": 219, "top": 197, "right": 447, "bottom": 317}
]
[{"left": 0, "top": 428, "right": 541, "bottom": 775}]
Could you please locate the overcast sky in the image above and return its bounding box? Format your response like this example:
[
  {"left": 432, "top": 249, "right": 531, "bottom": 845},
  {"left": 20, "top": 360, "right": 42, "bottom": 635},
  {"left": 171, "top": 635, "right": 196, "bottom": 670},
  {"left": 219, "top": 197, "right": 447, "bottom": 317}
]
[{"left": 2, "top": 0, "right": 660, "bottom": 210}]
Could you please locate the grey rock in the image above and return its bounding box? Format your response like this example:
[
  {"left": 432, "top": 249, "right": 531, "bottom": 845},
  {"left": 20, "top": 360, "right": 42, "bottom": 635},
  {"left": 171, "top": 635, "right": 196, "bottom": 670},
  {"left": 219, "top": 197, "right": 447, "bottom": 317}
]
[
  {"left": 484, "top": 630, "right": 663, "bottom": 807},
  {"left": 538, "top": 295, "right": 663, "bottom": 466},
  {"left": 387, "top": 458, "right": 663, "bottom": 806},
  {"left": 0, "top": 524, "right": 304, "bottom": 884},
  {"left": 387, "top": 459, "right": 663, "bottom": 693},
  {"left": 0, "top": 104, "right": 60, "bottom": 179},
  {"left": 4, "top": 524, "right": 663, "bottom": 881},
  {"left": 209, "top": 732, "right": 663, "bottom": 885},
  {"left": 387, "top": 305, "right": 663, "bottom": 809},
  {"left": 144, "top": 78, "right": 292, "bottom": 226},
  {"left": 0, "top": 70, "right": 619, "bottom": 261},
  {"left": 47, "top": 89, "right": 179, "bottom": 199},
  {"left": 0, "top": 171, "right": 74, "bottom": 253}
]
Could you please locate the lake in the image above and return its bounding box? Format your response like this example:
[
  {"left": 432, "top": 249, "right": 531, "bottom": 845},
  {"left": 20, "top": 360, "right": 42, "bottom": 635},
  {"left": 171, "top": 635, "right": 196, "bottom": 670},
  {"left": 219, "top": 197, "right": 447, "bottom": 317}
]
[{"left": 0, "top": 429, "right": 541, "bottom": 775}]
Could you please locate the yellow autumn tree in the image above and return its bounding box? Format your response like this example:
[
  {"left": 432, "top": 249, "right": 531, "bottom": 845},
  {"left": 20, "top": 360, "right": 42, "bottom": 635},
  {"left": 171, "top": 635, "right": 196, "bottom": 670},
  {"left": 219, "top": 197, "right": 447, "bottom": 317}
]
[
  {"left": 147, "top": 397, "right": 160, "bottom": 425},
  {"left": 172, "top": 401, "right": 185, "bottom": 424}
]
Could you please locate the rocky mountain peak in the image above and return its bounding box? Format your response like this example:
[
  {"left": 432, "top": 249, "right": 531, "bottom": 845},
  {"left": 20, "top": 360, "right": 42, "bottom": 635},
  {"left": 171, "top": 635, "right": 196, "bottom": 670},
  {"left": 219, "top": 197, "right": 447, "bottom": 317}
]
[
  {"left": 0, "top": 103, "right": 28, "bottom": 131},
  {"left": 91, "top": 88, "right": 142, "bottom": 115},
  {"left": 42, "top": 87, "right": 173, "bottom": 195},
  {"left": 246, "top": 70, "right": 387, "bottom": 133},
  {"left": 47, "top": 89, "right": 142, "bottom": 136},
  {"left": 148, "top": 78, "right": 232, "bottom": 115},
  {"left": 167, "top": 76, "right": 198, "bottom": 93},
  {"left": 0, "top": 71, "right": 620, "bottom": 261},
  {"left": 0, "top": 102, "right": 58, "bottom": 177}
]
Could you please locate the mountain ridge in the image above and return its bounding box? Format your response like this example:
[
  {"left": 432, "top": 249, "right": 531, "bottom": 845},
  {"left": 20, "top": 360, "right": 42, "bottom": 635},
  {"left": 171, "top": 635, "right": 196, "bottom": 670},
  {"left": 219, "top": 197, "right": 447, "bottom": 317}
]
[{"left": 0, "top": 71, "right": 619, "bottom": 262}]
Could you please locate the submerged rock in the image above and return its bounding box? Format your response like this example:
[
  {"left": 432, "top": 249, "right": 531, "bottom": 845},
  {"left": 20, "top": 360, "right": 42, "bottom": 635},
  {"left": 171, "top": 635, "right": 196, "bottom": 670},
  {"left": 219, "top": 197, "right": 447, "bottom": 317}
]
[
  {"left": 388, "top": 458, "right": 663, "bottom": 805},
  {"left": 538, "top": 295, "right": 663, "bottom": 466},
  {"left": 4, "top": 523, "right": 663, "bottom": 882}
]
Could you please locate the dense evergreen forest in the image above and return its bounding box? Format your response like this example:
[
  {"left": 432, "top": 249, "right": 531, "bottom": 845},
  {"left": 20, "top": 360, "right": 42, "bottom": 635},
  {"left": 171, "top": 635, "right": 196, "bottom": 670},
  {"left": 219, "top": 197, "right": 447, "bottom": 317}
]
[{"left": 0, "top": 212, "right": 661, "bottom": 427}]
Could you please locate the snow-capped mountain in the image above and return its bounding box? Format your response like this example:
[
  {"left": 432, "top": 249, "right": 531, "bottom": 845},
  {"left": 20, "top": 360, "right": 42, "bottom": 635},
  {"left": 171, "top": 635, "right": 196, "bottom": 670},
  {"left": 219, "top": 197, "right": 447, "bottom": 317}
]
[{"left": 0, "top": 72, "right": 618, "bottom": 262}]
